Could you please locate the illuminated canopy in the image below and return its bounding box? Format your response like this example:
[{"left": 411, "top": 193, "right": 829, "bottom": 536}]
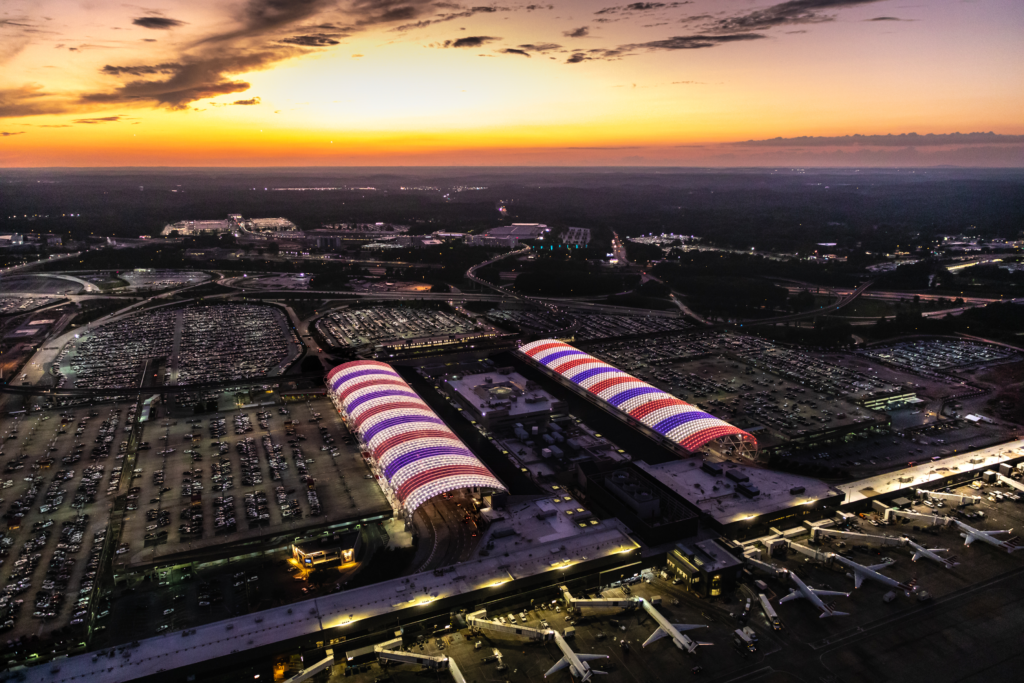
[
  {"left": 517, "top": 340, "right": 756, "bottom": 455},
  {"left": 327, "top": 361, "right": 506, "bottom": 515}
]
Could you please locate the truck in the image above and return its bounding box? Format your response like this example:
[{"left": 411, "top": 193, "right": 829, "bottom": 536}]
[{"left": 757, "top": 593, "right": 782, "bottom": 631}]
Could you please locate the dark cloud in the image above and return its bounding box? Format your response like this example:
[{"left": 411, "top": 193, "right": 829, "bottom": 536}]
[
  {"left": 132, "top": 16, "right": 186, "bottom": 30},
  {"left": 500, "top": 48, "right": 530, "bottom": 57},
  {"left": 867, "top": 16, "right": 904, "bottom": 21},
  {"left": 0, "top": 131, "right": 25, "bottom": 136},
  {"left": 563, "top": 26, "right": 589, "bottom": 38},
  {"left": 705, "top": 0, "right": 885, "bottom": 33},
  {"left": 734, "top": 132, "right": 1024, "bottom": 147},
  {"left": 231, "top": 97, "right": 261, "bottom": 105},
  {"left": 626, "top": 33, "right": 765, "bottom": 50},
  {"left": 566, "top": 53, "right": 587, "bottom": 63},
  {"left": 517, "top": 42, "right": 561, "bottom": 51},
  {"left": 279, "top": 33, "right": 344, "bottom": 46},
  {"left": 73, "top": 116, "right": 124, "bottom": 124},
  {"left": 37, "top": 124, "right": 71, "bottom": 128},
  {"left": 0, "top": 85, "right": 70, "bottom": 118},
  {"left": 442, "top": 36, "right": 499, "bottom": 47},
  {"left": 595, "top": 2, "right": 687, "bottom": 15},
  {"left": 525, "top": 4, "right": 553, "bottom": 10},
  {"left": 101, "top": 63, "right": 183, "bottom": 76},
  {"left": 392, "top": 5, "right": 511, "bottom": 32}
]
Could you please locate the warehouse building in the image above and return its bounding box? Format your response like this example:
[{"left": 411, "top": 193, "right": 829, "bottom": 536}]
[
  {"left": 517, "top": 340, "right": 758, "bottom": 460},
  {"left": 327, "top": 361, "right": 507, "bottom": 518}
]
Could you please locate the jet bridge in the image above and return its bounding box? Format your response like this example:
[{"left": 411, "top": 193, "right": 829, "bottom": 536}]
[
  {"left": 996, "top": 474, "right": 1024, "bottom": 495},
  {"left": 560, "top": 585, "right": 640, "bottom": 614},
  {"left": 467, "top": 609, "right": 555, "bottom": 642},
  {"left": 916, "top": 489, "right": 981, "bottom": 506},
  {"left": 810, "top": 527, "right": 907, "bottom": 547},
  {"left": 788, "top": 542, "right": 832, "bottom": 563},
  {"left": 282, "top": 649, "right": 334, "bottom": 683},
  {"left": 743, "top": 553, "right": 787, "bottom": 578},
  {"left": 883, "top": 509, "right": 953, "bottom": 527},
  {"left": 374, "top": 637, "right": 449, "bottom": 670}
]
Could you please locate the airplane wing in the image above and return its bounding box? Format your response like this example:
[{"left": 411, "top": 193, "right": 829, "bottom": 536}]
[
  {"left": 778, "top": 591, "right": 803, "bottom": 604},
  {"left": 867, "top": 562, "right": 892, "bottom": 572},
  {"left": 810, "top": 589, "right": 848, "bottom": 597},
  {"left": 962, "top": 533, "right": 975, "bottom": 546},
  {"left": 852, "top": 572, "right": 864, "bottom": 589},
  {"left": 673, "top": 624, "right": 707, "bottom": 633},
  {"left": 642, "top": 627, "right": 668, "bottom": 648},
  {"left": 544, "top": 657, "right": 569, "bottom": 678},
  {"left": 820, "top": 611, "right": 849, "bottom": 619},
  {"left": 578, "top": 655, "right": 609, "bottom": 662}
]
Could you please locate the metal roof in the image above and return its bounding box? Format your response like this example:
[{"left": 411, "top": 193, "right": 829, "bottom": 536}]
[
  {"left": 518, "top": 340, "right": 756, "bottom": 454},
  {"left": 328, "top": 361, "right": 506, "bottom": 514}
]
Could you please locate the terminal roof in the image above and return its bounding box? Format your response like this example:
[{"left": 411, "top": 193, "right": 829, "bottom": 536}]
[{"left": 635, "top": 459, "right": 839, "bottom": 525}]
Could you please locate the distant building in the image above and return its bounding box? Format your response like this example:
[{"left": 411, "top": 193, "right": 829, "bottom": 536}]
[
  {"left": 561, "top": 227, "right": 591, "bottom": 247},
  {"left": 465, "top": 234, "right": 517, "bottom": 248},
  {"left": 486, "top": 223, "right": 551, "bottom": 240},
  {"left": 0, "top": 233, "right": 24, "bottom": 246}
]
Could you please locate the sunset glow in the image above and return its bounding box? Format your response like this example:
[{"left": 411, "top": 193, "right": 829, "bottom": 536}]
[{"left": 1, "top": 0, "right": 1022, "bottom": 166}]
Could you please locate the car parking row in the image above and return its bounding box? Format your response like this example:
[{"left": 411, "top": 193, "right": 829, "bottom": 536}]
[
  {"left": 863, "top": 340, "right": 1017, "bottom": 374},
  {"left": 316, "top": 305, "right": 480, "bottom": 348},
  {"left": 575, "top": 314, "right": 691, "bottom": 341},
  {"left": 176, "top": 304, "right": 297, "bottom": 385},
  {"left": 57, "top": 310, "right": 177, "bottom": 389}
]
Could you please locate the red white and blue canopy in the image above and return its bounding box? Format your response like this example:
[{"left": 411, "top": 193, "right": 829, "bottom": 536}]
[
  {"left": 327, "top": 361, "right": 506, "bottom": 515},
  {"left": 518, "top": 340, "right": 755, "bottom": 454}
]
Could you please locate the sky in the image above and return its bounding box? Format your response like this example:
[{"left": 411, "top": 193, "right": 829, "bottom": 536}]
[{"left": 0, "top": 0, "right": 1022, "bottom": 167}]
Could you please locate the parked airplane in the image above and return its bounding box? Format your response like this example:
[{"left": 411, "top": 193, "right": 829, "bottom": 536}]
[
  {"left": 545, "top": 631, "right": 608, "bottom": 681},
  {"left": 638, "top": 598, "right": 711, "bottom": 654},
  {"left": 778, "top": 570, "right": 850, "bottom": 618},
  {"left": 906, "top": 539, "right": 959, "bottom": 569},
  {"left": 953, "top": 520, "right": 1024, "bottom": 553},
  {"left": 830, "top": 554, "right": 914, "bottom": 592}
]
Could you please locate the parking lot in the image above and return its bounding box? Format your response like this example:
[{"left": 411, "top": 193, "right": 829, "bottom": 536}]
[
  {"left": 0, "top": 297, "right": 62, "bottom": 316},
  {"left": 316, "top": 305, "right": 484, "bottom": 349},
  {"left": 0, "top": 405, "right": 130, "bottom": 644},
  {"left": 864, "top": 340, "right": 1017, "bottom": 374},
  {"left": 55, "top": 303, "right": 300, "bottom": 390},
  {"left": 116, "top": 395, "right": 389, "bottom": 571}
]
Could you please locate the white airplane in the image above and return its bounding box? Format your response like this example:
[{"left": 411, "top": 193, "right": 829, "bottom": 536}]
[
  {"left": 830, "top": 554, "right": 914, "bottom": 592},
  {"left": 953, "top": 520, "right": 1024, "bottom": 553},
  {"left": 638, "top": 598, "right": 711, "bottom": 654},
  {"left": 906, "top": 539, "right": 959, "bottom": 569},
  {"left": 778, "top": 570, "right": 850, "bottom": 618},
  {"left": 544, "top": 631, "right": 608, "bottom": 682}
]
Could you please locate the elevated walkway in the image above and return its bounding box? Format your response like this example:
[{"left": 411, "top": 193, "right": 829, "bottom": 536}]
[
  {"left": 467, "top": 610, "right": 554, "bottom": 642},
  {"left": 809, "top": 527, "right": 907, "bottom": 547},
  {"left": 916, "top": 489, "right": 981, "bottom": 506},
  {"left": 560, "top": 585, "right": 639, "bottom": 614}
]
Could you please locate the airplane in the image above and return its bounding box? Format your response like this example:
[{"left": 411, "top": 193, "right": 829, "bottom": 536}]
[
  {"left": 544, "top": 631, "right": 608, "bottom": 682},
  {"left": 638, "top": 598, "right": 711, "bottom": 654},
  {"left": 906, "top": 539, "right": 959, "bottom": 569},
  {"left": 778, "top": 570, "right": 850, "bottom": 618},
  {"left": 829, "top": 554, "right": 914, "bottom": 593},
  {"left": 953, "top": 520, "right": 1024, "bottom": 553}
]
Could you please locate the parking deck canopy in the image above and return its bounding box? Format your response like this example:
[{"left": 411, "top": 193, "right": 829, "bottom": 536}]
[
  {"left": 518, "top": 339, "right": 756, "bottom": 455},
  {"left": 327, "top": 361, "right": 506, "bottom": 515}
]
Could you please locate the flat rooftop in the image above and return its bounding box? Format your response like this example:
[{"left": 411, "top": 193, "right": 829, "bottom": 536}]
[
  {"left": 836, "top": 438, "right": 1024, "bottom": 504},
  {"left": 25, "top": 524, "right": 639, "bottom": 683},
  {"left": 447, "top": 370, "right": 561, "bottom": 419},
  {"left": 635, "top": 459, "right": 840, "bottom": 525},
  {"left": 481, "top": 494, "right": 605, "bottom": 548}
]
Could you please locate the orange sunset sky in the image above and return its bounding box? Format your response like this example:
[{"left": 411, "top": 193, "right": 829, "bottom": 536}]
[{"left": 1, "top": 0, "right": 1022, "bottom": 166}]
